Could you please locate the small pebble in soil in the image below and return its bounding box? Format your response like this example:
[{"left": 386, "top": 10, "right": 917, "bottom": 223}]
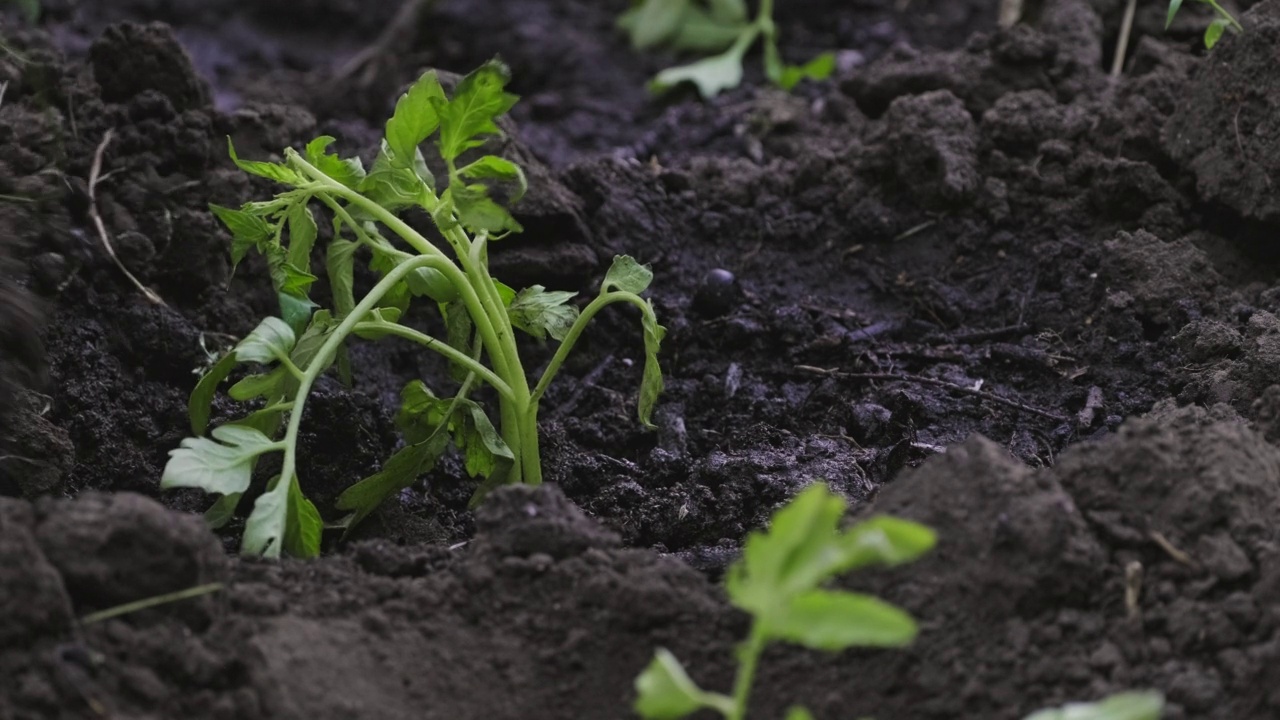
[{"left": 693, "top": 268, "right": 740, "bottom": 317}]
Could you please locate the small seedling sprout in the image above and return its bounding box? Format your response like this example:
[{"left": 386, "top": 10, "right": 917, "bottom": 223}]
[
  {"left": 619, "top": 0, "right": 834, "bottom": 98},
  {"left": 162, "top": 60, "right": 665, "bottom": 558},
  {"left": 1166, "top": 0, "right": 1242, "bottom": 49}
]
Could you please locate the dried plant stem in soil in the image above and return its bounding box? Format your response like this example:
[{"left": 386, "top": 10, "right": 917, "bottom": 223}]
[
  {"left": 794, "top": 365, "right": 1068, "bottom": 422},
  {"left": 88, "top": 129, "right": 166, "bottom": 306},
  {"left": 1111, "top": 0, "right": 1139, "bottom": 77}
]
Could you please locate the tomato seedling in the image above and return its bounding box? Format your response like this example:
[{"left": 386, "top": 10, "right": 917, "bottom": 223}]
[
  {"left": 619, "top": 0, "right": 834, "bottom": 98},
  {"left": 634, "top": 483, "right": 935, "bottom": 720},
  {"left": 162, "top": 60, "right": 665, "bottom": 558}
]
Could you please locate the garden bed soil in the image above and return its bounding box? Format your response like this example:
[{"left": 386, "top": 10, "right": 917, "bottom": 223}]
[{"left": 3, "top": 0, "right": 1280, "bottom": 717}]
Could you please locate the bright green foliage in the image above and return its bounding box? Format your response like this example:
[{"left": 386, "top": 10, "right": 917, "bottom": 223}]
[
  {"left": 1165, "top": 0, "right": 1242, "bottom": 49},
  {"left": 1024, "top": 692, "right": 1164, "bottom": 720},
  {"left": 634, "top": 483, "right": 934, "bottom": 720},
  {"left": 163, "top": 60, "right": 665, "bottom": 558},
  {"left": 619, "top": 0, "right": 834, "bottom": 98}
]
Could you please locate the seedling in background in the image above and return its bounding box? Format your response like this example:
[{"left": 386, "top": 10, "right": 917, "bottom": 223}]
[
  {"left": 619, "top": 0, "right": 834, "bottom": 98},
  {"left": 633, "top": 483, "right": 935, "bottom": 720},
  {"left": 1025, "top": 692, "right": 1164, "bottom": 720},
  {"left": 1165, "top": 0, "right": 1242, "bottom": 49},
  {"left": 161, "top": 60, "right": 665, "bottom": 558}
]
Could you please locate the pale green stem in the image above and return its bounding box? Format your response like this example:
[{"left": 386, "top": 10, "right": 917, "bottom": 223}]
[
  {"left": 350, "top": 321, "right": 514, "bottom": 400},
  {"left": 530, "top": 291, "right": 653, "bottom": 404},
  {"left": 276, "top": 254, "right": 453, "bottom": 495},
  {"left": 727, "top": 623, "right": 768, "bottom": 720}
]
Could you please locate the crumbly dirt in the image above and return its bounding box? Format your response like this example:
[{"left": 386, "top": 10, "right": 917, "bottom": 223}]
[{"left": 4, "top": 0, "right": 1280, "bottom": 716}]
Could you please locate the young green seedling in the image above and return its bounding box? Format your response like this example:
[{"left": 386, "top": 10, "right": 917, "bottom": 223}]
[
  {"left": 1166, "top": 0, "right": 1242, "bottom": 49},
  {"left": 633, "top": 483, "right": 935, "bottom": 720},
  {"left": 619, "top": 0, "right": 834, "bottom": 98},
  {"left": 1025, "top": 691, "right": 1164, "bottom": 720},
  {"left": 161, "top": 60, "right": 665, "bottom": 558}
]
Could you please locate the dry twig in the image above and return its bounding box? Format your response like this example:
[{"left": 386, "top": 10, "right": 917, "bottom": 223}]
[{"left": 88, "top": 130, "right": 166, "bottom": 306}]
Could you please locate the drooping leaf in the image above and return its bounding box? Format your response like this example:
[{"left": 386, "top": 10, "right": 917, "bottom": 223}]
[
  {"left": 457, "top": 155, "right": 528, "bottom": 203},
  {"left": 189, "top": 351, "right": 239, "bottom": 436},
  {"left": 336, "top": 432, "right": 450, "bottom": 530},
  {"left": 228, "top": 403, "right": 286, "bottom": 438},
  {"left": 305, "top": 136, "right": 366, "bottom": 188},
  {"left": 453, "top": 399, "right": 514, "bottom": 480},
  {"left": 228, "top": 366, "right": 289, "bottom": 402},
  {"left": 627, "top": 0, "right": 691, "bottom": 49},
  {"left": 386, "top": 70, "right": 447, "bottom": 168},
  {"left": 160, "top": 425, "right": 279, "bottom": 496},
  {"left": 405, "top": 266, "right": 460, "bottom": 303},
  {"left": 234, "top": 317, "right": 297, "bottom": 364},
  {"left": 444, "top": 301, "right": 475, "bottom": 382},
  {"left": 650, "top": 46, "right": 746, "bottom": 98},
  {"left": 227, "top": 137, "right": 305, "bottom": 186},
  {"left": 286, "top": 201, "right": 318, "bottom": 269},
  {"left": 602, "top": 254, "right": 654, "bottom": 294},
  {"left": 360, "top": 142, "right": 431, "bottom": 210},
  {"left": 492, "top": 279, "right": 517, "bottom": 306},
  {"left": 1023, "top": 692, "right": 1165, "bottom": 720},
  {"left": 639, "top": 301, "right": 666, "bottom": 427},
  {"left": 203, "top": 492, "right": 242, "bottom": 530},
  {"left": 209, "top": 203, "right": 271, "bottom": 268},
  {"left": 508, "top": 285, "right": 579, "bottom": 341},
  {"left": 241, "top": 475, "right": 289, "bottom": 558},
  {"left": 327, "top": 237, "right": 358, "bottom": 318},
  {"left": 436, "top": 59, "right": 519, "bottom": 163},
  {"left": 352, "top": 307, "right": 406, "bottom": 340},
  {"left": 277, "top": 292, "right": 319, "bottom": 337},
  {"left": 769, "top": 590, "right": 918, "bottom": 650},
  {"left": 284, "top": 475, "right": 323, "bottom": 558},
  {"left": 452, "top": 183, "right": 524, "bottom": 234},
  {"left": 670, "top": 4, "right": 747, "bottom": 51},
  {"left": 633, "top": 649, "right": 728, "bottom": 720}
]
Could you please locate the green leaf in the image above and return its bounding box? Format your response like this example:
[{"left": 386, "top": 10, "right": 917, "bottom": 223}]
[
  {"left": 227, "top": 137, "right": 305, "bottom": 186},
  {"left": 360, "top": 143, "right": 431, "bottom": 211},
  {"left": 836, "top": 515, "right": 937, "bottom": 573},
  {"left": 603, "top": 254, "right": 654, "bottom": 294},
  {"left": 286, "top": 202, "right": 318, "bottom": 269},
  {"left": 284, "top": 475, "right": 323, "bottom": 558},
  {"left": 395, "top": 380, "right": 453, "bottom": 444},
  {"left": 386, "top": 70, "right": 446, "bottom": 168},
  {"left": 777, "top": 52, "right": 837, "bottom": 90},
  {"left": 161, "top": 425, "right": 279, "bottom": 496},
  {"left": 508, "top": 285, "right": 579, "bottom": 341},
  {"left": 452, "top": 184, "right": 524, "bottom": 234},
  {"left": 770, "top": 589, "right": 918, "bottom": 649},
  {"left": 11, "top": 0, "right": 40, "bottom": 23},
  {"left": 785, "top": 709, "right": 816, "bottom": 720},
  {"left": 209, "top": 203, "right": 271, "bottom": 268},
  {"left": 492, "top": 279, "right": 517, "bottom": 306},
  {"left": 670, "top": 4, "right": 748, "bottom": 51},
  {"left": 234, "top": 317, "right": 297, "bottom": 364},
  {"left": 336, "top": 432, "right": 449, "bottom": 530},
  {"left": 1165, "top": 0, "right": 1184, "bottom": 28},
  {"left": 639, "top": 300, "right": 666, "bottom": 427},
  {"left": 436, "top": 59, "right": 519, "bottom": 163},
  {"left": 458, "top": 155, "right": 528, "bottom": 203},
  {"left": 241, "top": 475, "right": 288, "bottom": 558},
  {"left": 650, "top": 46, "right": 747, "bottom": 98},
  {"left": 633, "top": 649, "right": 728, "bottom": 720},
  {"left": 228, "top": 403, "right": 286, "bottom": 438},
  {"left": 327, "top": 237, "right": 358, "bottom": 318},
  {"left": 203, "top": 492, "right": 242, "bottom": 530},
  {"left": 264, "top": 242, "right": 319, "bottom": 301},
  {"left": 628, "top": 0, "right": 691, "bottom": 49},
  {"left": 278, "top": 292, "right": 319, "bottom": 337},
  {"left": 405, "top": 266, "right": 460, "bottom": 303},
  {"left": 1205, "top": 17, "right": 1228, "bottom": 48},
  {"left": 453, "top": 399, "right": 514, "bottom": 480},
  {"left": 352, "top": 308, "right": 405, "bottom": 340},
  {"left": 305, "top": 136, "right": 366, "bottom": 188},
  {"left": 228, "top": 366, "right": 289, "bottom": 402},
  {"left": 708, "top": 0, "right": 748, "bottom": 23},
  {"left": 444, "top": 301, "right": 475, "bottom": 382},
  {"left": 725, "top": 483, "right": 847, "bottom": 612},
  {"left": 189, "top": 352, "right": 239, "bottom": 436},
  {"left": 1024, "top": 692, "right": 1165, "bottom": 720}
]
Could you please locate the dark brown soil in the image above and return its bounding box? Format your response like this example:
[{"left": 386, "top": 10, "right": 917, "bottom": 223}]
[{"left": 3, "top": 0, "right": 1280, "bottom": 717}]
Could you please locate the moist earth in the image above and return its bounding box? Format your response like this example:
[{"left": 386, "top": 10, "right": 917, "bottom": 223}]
[{"left": 2, "top": 0, "right": 1280, "bottom": 717}]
